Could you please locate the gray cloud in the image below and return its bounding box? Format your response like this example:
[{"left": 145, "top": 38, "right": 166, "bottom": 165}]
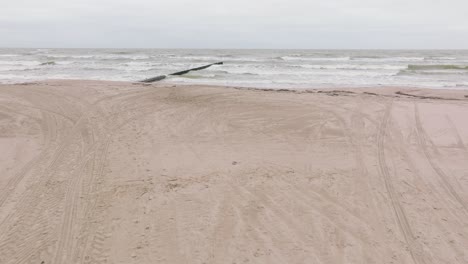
[{"left": 1, "top": 0, "right": 468, "bottom": 48}]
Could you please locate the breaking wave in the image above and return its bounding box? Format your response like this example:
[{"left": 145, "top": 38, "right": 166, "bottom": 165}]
[
  {"left": 281, "top": 56, "right": 350, "bottom": 61},
  {"left": 350, "top": 56, "right": 425, "bottom": 62},
  {"left": 407, "top": 64, "right": 468, "bottom": 71}
]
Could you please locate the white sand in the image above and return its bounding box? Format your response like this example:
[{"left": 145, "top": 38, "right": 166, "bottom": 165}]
[{"left": 0, "top": 80, "right": 468, "bottom": 264}]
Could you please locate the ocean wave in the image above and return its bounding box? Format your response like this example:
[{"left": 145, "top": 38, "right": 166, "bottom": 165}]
[
  {"left": 350, "top": 56, "right": 425, "bottom": 62},
  {"left": 206, "top": 70, "right": 230, "bottom": 74},
  {"left": 300, "top": 64, "right": 404, "bottom": 70},
  {"left": 0, "top": 65, "right": 41, "bottom": 72},
  {"left": 424, "top": 56, "right": 457, "bottom": 61},
  {"left": 397, "top": 69, "right": 468, "bottom": 76},
  {"left": 81, "top": 66, "right": 122, "bottom": 71},
  {"left": 42, "top": 54, "right": 95, "bottom": 59},
  {"left": 42, "top": 54, "right": 152, "bottom": 60},
  {"left": 220, "top": 67, "right": 392, "bottom": 77},
  {"left": 234, "top": 72, "right": 259, "bottom": 76},
  {"left": 0, "top": 60, "right": 41, "bottom": 66},
  {"left": 2, "top": 49, "right": 468, "bottom": 88},
  {"left": 349, "top": 55, "right": 383, "bottom": 59},
  {"left": 281, "top": 56, "right": 350, "bottom": 61},
  {"left": 177, "top": 74, "right": 219, "bottom": 79},
  {"left": 40, "top": 61, "right": 56, "bottom": 66},
  {"left": 407, "top": 64, "right": 468, "bottom": 70},
  {"left": 170, "top": 55, "right": 262, "bottom": 62},
  {"left": 94, "top": 54, "right": 152, "bottom": 60},
  {"left": 179, "top": 71, "right": 259, "bottom": 79},
  {"left": 398, "top": 71, "right": 468, "bottom": 76},
  {"left": 109, "top": 51, "right": 133, "bottom": 55}
]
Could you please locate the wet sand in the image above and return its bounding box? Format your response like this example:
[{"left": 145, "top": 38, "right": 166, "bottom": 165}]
[{"left": 1, "top": 80, "right": 468, "bottom": 264}]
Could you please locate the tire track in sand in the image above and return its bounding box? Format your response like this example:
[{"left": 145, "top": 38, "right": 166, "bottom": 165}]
[
  {"left": 377, "top": 101, "right": 427, "bottom": 264},
  {"left": 74, "top": 92, "right": 166, "bottom": 264},
  {"left": 0, "top": 110, "right": 59, "bottom": 209},
  {"left": 445, "top": 115, "right": 467, "bottom": 152},
  {"left": 0, "top": 89, "right": 96, "bottom": 263},
  {"left": 414, "top": 104, "right": 468, "bottom": 212}
]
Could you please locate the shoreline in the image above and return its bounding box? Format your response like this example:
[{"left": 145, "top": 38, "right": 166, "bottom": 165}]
[
  {"left": 1, "top": 80, "right": 468, "bottom": 263},
  {"left": 2, "top": 48, "right": 468, "bottom": 91},
  {"left": 8, "top": 78, "right": 468, "bottom": 97}
]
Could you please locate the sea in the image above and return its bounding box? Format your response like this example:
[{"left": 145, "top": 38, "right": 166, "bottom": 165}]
[{"left": 1, "top": 48, "right": 468, "bottom": 89}]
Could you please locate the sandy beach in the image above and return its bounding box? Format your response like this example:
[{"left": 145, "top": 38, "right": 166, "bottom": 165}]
[{"left": 1, "top": 80, "right": 468, "bottom": 264}]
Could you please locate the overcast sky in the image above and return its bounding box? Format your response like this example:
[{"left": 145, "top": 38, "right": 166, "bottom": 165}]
[{"left": 1, "top": 0, "right": 468, "bottom": 49}]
